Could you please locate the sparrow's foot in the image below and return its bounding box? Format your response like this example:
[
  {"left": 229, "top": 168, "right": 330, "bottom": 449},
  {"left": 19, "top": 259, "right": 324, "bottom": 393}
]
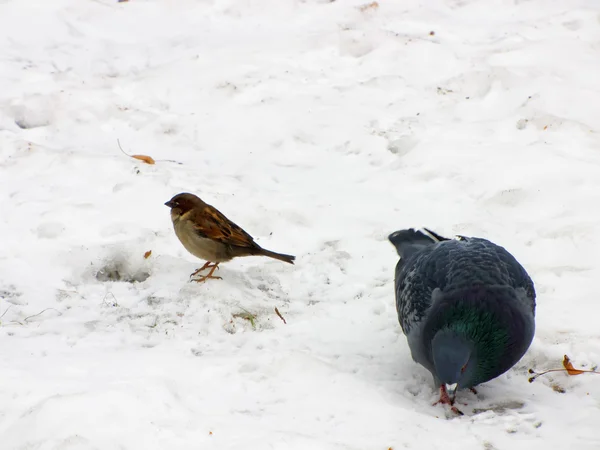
[
  {"left": 190, "top": 262, "right": 218, "bottom": 278},
  {"left": 190, "top": 263, "right": 222, "bottom": 282},
  {"left": 191, "top": 274, "right": 223, "bottom": 283}
]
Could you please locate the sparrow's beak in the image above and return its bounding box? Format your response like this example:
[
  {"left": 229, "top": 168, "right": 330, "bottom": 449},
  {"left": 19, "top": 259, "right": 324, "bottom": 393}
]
[
  {"left": 164, "top": 200, "right": 175, "bottom": 208},
  {"left": 445, "top": 383, "right": 458, "bottom": 401}
]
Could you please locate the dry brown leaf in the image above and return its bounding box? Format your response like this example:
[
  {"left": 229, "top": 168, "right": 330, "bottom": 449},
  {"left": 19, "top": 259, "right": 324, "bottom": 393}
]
[
  {"left": 543, "top": 125, "right": 548, "bottom": 130},
  {"left": 359, "top": 1, "right": 379, "bottom": 11},
  {"left": 563, "top": 354, "right": 585, "bottom": 376},
  {"left": 132, "top": 154, "right": 156, "bottom": 164},
  {"left": 144, "top": 250, "right": 152, "bottom": 259}
]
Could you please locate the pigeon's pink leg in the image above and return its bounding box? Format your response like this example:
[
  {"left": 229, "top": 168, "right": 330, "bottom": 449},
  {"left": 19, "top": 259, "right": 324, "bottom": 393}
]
[{"left": 433, "top": 385, "right": 464, "bottom": 416}]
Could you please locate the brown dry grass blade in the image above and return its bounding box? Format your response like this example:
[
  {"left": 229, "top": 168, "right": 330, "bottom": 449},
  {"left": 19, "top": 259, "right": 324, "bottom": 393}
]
[{"left": 274, "top": 307, "right": 287, "bottom": 324}]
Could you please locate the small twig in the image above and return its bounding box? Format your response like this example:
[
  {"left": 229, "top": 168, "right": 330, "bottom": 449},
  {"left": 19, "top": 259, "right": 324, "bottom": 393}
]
[
  {"left": 528, "top": 368, "right": 600, "bottom": 382},
  {"left": 24, "top": 308, "right": 62, "bottom": 322},
  {"left": 274, "top": 307, "right": 287, "bottom": 324},
  {"left": 0, "top": 305, "right": 14, "bottom": 320}
]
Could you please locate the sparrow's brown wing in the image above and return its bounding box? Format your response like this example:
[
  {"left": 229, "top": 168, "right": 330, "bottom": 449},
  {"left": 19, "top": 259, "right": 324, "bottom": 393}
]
[{"left": 191, "top": 204, "right": 258, "bottom": 249}]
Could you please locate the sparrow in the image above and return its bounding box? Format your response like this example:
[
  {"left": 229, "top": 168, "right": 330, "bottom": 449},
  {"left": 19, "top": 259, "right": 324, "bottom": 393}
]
[{"left": 165, "top": 192, "right": 295, "bottom": 282}]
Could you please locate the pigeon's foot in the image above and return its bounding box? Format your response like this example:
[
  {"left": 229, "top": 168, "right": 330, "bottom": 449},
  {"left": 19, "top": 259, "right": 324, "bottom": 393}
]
[
  {"left": 190, "top": 262, "right": 222, "bottom": 282},
  {"left": 433, "top": 385, "right": 464, "bottom": 416}
]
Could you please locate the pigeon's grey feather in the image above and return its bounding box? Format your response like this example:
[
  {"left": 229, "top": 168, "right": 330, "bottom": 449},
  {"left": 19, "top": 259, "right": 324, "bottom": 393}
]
[{"left": 389, "top": 228, "right": 536, "bottom": 391}]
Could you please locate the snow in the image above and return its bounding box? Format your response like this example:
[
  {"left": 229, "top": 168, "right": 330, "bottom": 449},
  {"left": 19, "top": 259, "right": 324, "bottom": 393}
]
[{"left": 1, "top": 0, "right": 600, "bottom": 448}]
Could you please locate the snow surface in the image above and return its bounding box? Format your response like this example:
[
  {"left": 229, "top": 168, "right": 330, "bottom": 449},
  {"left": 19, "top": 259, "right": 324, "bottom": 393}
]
[{"left": 1, "top": 0, "right": 600, "bottom": 448}]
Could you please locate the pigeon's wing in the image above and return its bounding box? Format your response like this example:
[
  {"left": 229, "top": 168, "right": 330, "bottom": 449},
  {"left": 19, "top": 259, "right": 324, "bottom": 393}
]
[
  {"left": 394, "top": 244, "right": 453, "bottom": 371},
  {"left": 485, "top": 240, "right": 536, "bottom": 314},
  {"left": 444, "top": 237, "right": 536, "bottom": 314},
  {"left": 394, "top": 245, "right": 450, "bottom": 335},
  {"left": 390, "top": 229, "right": 455, "bottom": 336}
]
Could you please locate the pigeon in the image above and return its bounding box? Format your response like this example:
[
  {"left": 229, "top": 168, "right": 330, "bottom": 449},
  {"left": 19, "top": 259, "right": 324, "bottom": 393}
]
[{"left": 388, "top": 228, "right": 536, "bottom": 414}]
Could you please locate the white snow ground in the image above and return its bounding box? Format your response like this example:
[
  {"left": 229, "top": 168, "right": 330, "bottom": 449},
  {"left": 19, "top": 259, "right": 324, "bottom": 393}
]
[{"left": 1, "top": 0, "right": 600, "bottom": 448}]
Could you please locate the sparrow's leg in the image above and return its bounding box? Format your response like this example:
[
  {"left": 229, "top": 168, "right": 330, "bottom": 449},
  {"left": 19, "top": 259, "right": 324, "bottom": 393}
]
[
  {"left": 191, "top": 263, "right": 222, "bottom": 282},
  {"left": 433, "top": 385, "right": 464, "bottom": 416},
  {"left": 190, "top": 262, "right": 216, "bottom": 278},
  {"left": 469, "top": 387, "right": 478, "bottom": 395}
]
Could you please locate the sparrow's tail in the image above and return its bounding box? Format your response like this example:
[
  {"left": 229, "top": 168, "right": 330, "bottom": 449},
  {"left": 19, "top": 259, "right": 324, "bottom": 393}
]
[
  {"left": 259, "top": 248, "right": 296, "bottom": 264},
  {"left": 388, "top": 228, "right": 449, "bottom": 259}
]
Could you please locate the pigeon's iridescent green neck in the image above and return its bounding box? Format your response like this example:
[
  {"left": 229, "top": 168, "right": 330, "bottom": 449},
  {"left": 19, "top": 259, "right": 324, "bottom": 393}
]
[{"left": 432, "top": 304, "right": 511, "bottom": 388}]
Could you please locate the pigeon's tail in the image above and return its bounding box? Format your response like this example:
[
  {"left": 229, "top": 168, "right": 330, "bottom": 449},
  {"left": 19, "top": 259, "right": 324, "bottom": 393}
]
[{"left": 388, "top": 228, "right": 449, "bottom": 259}]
